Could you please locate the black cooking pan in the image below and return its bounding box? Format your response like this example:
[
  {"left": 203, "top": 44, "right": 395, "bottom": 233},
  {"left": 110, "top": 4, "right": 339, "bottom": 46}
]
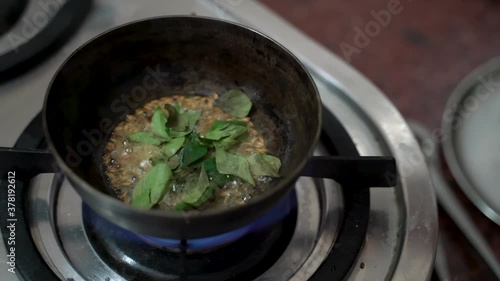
[{"left": 1, "top": 16, "right": 397, "bottom": 239}]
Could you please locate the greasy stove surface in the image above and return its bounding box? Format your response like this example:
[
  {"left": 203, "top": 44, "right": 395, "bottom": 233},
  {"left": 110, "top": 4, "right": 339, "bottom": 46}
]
[{"left": 258, "top": 0, "right": 500, "bottom": 280}]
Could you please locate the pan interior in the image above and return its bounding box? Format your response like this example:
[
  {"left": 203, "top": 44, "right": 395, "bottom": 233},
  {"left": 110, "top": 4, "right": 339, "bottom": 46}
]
[{"left": 44, "top": 17, "right": 320, "bottom": 207}]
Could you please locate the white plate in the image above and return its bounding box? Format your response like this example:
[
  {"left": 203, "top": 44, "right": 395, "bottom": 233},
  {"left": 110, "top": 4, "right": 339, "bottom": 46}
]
[{"left": 442, "top": 57, "right": 500, "bottom": 224}]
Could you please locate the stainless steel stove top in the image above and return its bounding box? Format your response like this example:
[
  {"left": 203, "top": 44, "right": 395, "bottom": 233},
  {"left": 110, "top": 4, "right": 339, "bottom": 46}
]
[
  {"left": 28, "top": 150, "right": 341, "bottom": 281},
  {"left": 0, "top": 1, "right": 438, "bottom": 280}
]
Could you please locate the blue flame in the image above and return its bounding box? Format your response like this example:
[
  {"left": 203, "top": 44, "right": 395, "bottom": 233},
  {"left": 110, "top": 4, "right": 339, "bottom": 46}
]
[{"left": 140, "top": 189, "right": 297, "bottom": 251}]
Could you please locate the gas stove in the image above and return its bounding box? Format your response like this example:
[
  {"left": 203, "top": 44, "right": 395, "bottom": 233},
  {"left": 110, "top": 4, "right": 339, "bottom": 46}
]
[{"left": 0, "top": 1, "right": 438, "bottom": 280}]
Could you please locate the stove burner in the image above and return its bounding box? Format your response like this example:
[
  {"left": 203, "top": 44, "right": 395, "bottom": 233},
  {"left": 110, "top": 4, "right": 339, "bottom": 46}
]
[
  {"left": 83, "top": 191, "right": 298, "bottom": 281},
  {"left": 0, "top": 0, "right": 92, "bottom": 83},
  {"left": 6, "top": 107, "right": 372, "bottom": 280},
  {"left": 139, "top": 191, "right": 295, "bottom": 253},
  {"left": 0, "top": 0, "right": 27, "bottom": 35}
]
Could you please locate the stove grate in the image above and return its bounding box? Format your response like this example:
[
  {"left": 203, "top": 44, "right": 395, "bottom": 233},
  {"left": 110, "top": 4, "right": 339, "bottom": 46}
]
[{"left": 1, "top": 106, "right": 372, "bottom": 281}]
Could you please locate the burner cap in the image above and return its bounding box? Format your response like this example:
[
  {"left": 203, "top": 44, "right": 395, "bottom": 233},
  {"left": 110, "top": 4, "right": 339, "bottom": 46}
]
[
  {"left": 0, "top": 0, "right": 92, "bottom": 83},
  {"left": 0, "top": 0, "right": 27, "bottom": 35}
]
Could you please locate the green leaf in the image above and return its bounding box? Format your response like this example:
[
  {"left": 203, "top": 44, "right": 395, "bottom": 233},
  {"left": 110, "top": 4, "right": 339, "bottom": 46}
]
[
  {"left": 206, "top": 173, "right": 231, "bottom": 193},
  {"left": 175, "top": 159, "right": 231, "bottom": 211},
  {"left": 191, "top": 159, "right": 233, "bottom": 208},
  {"left": 174, "top": 102, "right": 185, "bottom": 113},
  {"left": 183, "top": 110, "right": 202, "bottom": 129},
  {"left": 149, "top": 156, "right": 164, "bottom": 166},
  {"left": 175, "top": 202, "right": 192, "bottom": 211},
  {"left": 179, "top": 164, "right": 210, "bottom": 204},
  {"left": 192, "top": 173, "right": 229, "bottom": 207},
  {"left": 179, "top": 138, "right": 208, "bottom": 168},
  {"left": 131, "top": 162, "right": 172, "bottom": 209},
  {"left": 167, "top": 154, "right": 180, "bottom": 170},
  {"left": 168, "top": 130, "right": 190, "bottom": 138},
  {"left": 205, "top": 120, "right": 248, "bottom": 141},
  {"left": 216, "top": 138, "right": 241, "bottom": 150},
  {"left": 215, "top": 147, "right": 255, "bottom": 185},
  {"left": 211, "top": 120, "right": 247, "bottom": 129},
  {"left": 162, "top": 137, "right": 185, "bottom": 158},
  {"left": 128, "top": 131, "right": 164, "bottom": 145},
  {"left": 151, "top": 107, "right": 170, "bottom": 139},
  {"left": 205, "top": 131, "right": 228, "bottom": 141},
  {"left": 202, "top": 158, "right": 218, "bottom": 177},
  {"left": 164, "top": 104, "right": 178, "bottom": 121},
  {"left": 168, "top": 109, "right": 202, "bottom": 136},
  {"left": 214, "top": 89, "right": 252, "bottom": 118},
  {"left": 247, "top": 153, "right": 281, "bottom": 178}
]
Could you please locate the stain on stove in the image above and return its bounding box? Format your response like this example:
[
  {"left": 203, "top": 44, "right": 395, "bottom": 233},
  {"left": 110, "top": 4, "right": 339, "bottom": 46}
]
[
  {"left": 360, "top": 262, "right": 365, "bottom": 269},
  {"left": 403, "top": 30, "right": 428, "bottom": 46}
]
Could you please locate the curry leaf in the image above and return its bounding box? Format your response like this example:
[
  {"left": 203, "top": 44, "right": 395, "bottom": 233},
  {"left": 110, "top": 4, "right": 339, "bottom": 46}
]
[
  {"left": 214, "top": 89, "right": 252, "bottom": 118},
  {"left": 205, "top": 131, "right": 228, "bottom": 141},
  {"left": 211, "top": 120, "right": 247, "bottom": 129},
  {"left": 150, "top": 155, "right": 179, "bottom": 170},
  {"left": 202, "top": 158, "right": 218, "bottom": 177},
  {"left": 175, "top": 159, "right": 231, "bottom": 211},
  {"left": 175, "top": 202, "right": 192, "bottom": 211},
  {"left": 131, "top": 162, "right": 172, "bottom": 209},
  {"left": 167, "top": 154, "right": 180, "bottom": 170},
  {"left": 174, "top": 102, "right": 185, "bottom": 113},
  {"left": 216, "top": 138, "right": 241, "bottom": 150},
  {"left": 179, "top": 139, "right": 208, "bottom": 168},
  {"left": 192, "top": 173, "right": 229, "bottom": 207},
  {"left": 168, "top": 109, "right": 202, "bottom": 136},
  {"left": 247, "top": 153, "right": 281, "bottom": 178},
  {"left": 175, "top": 168, "right": 231, "bottom": 211},
  {"left": 149, "top": 156, "right": 164, "bottom": 166},
  {"left": 175, "top": 159, "right": 232, "bottom": 211},
  {"left": 128, "top": 132, "right": 164, "bottom": 145},
  {"left": 179, "top": 164, "right": 210, "bottom": 204},
  {"left": 215, "top": 147, "right": 255, "bottom": 185},
  {"left": 162, "top": 137, "right": 185, "bottom": 158},
  {"left": 205, "top": 120, "right": 248, "bottom": 140},
  {"left": 151, "top": 107, "right": 170, "bottom": 139},
  {"left": 164, "top": 104, "right": 177, "bottom": 121},
  {"left": 183, "top": 110, "right": 202, "bottom": 130},
  {"left": 168, "top": 130, "right": 190, "bottom": 138}
]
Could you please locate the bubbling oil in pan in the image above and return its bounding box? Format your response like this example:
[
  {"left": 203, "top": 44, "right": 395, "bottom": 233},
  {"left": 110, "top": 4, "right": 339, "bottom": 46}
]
[{"left": 102, "top": 94, "right": 280, "bottom": 211}]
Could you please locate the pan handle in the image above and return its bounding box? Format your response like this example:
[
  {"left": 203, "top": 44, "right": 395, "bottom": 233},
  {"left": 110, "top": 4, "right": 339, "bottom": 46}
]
[
  {"left": 0, "top": 147, "right": 57, "bottom": 179},
  {"left": 301, "top": 156, "right": 397, "bottom": 187},
  {"left": 0, "top": 148, "right": 397, "bottom": 187}
]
